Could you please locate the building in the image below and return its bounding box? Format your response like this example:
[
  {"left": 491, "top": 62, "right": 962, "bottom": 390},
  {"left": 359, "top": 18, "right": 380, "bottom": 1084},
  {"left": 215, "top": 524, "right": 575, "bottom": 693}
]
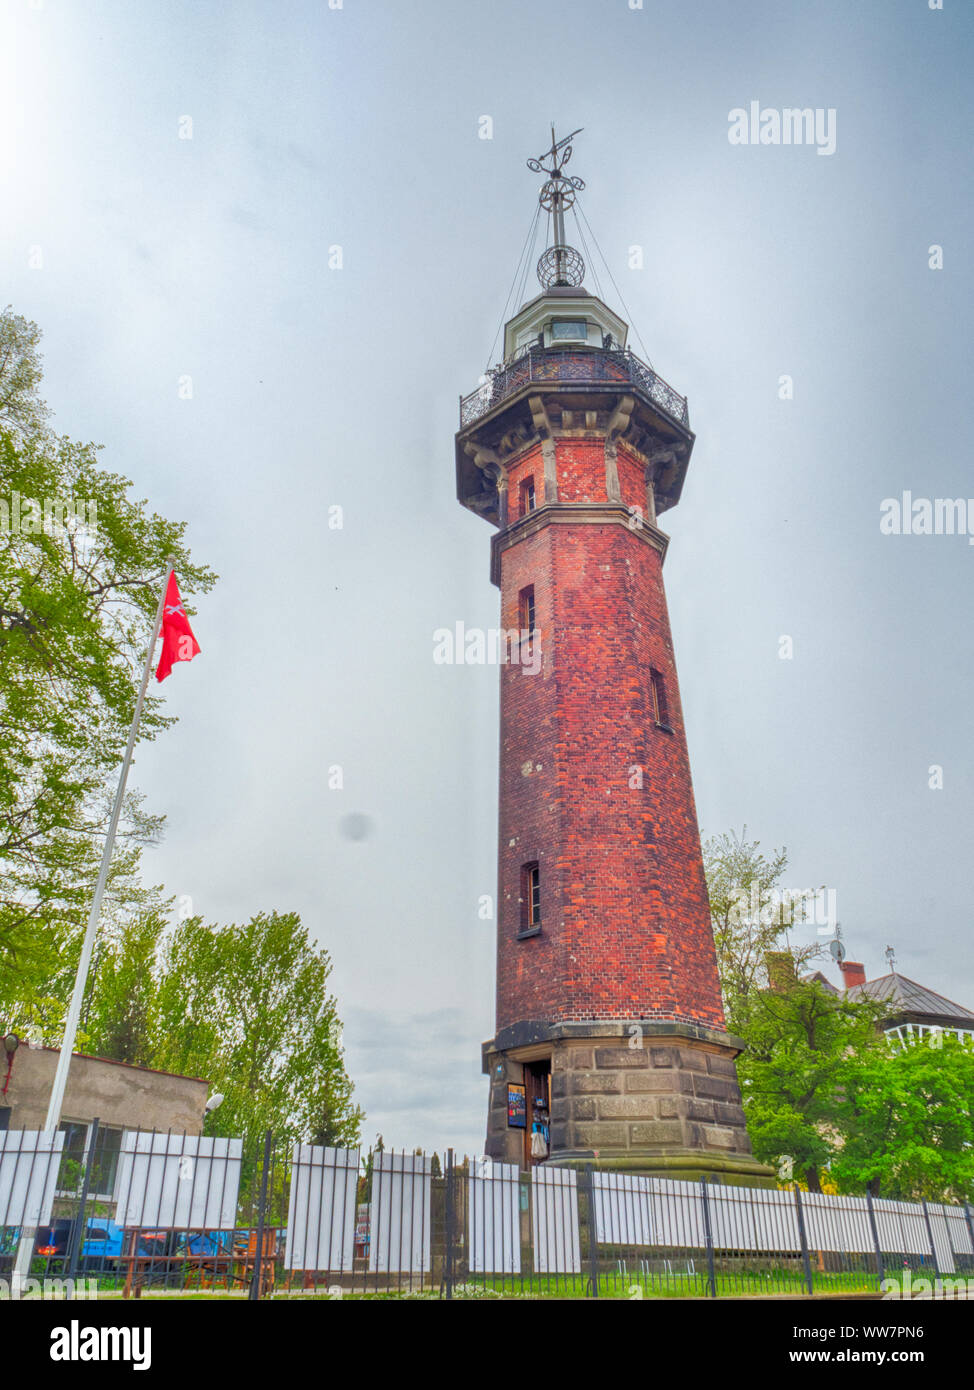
[
  {"left": 456, "top": 132, "right": 769, "bottom": 1182},
  {"left": 1, "top": 1039, "right": 209, "bottom": 1197},
  {"left": 810, "top": 959, "right": 974, "bottom": 1046}
]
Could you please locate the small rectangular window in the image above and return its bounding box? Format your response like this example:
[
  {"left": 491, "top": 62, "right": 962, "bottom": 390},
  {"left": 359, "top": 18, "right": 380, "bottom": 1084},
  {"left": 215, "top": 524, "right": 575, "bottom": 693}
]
[
  {"left": 519, "top": 477, "right": 536, "bottom": 516},
  {"left": 519, "top": 862, "right": 541, "bottom": 936},
  {"left": 519, "top": 585, "right": 536, "bottom": 640},
  {"left": 650, "top": 668, "right": 671, "bottom": 730}
]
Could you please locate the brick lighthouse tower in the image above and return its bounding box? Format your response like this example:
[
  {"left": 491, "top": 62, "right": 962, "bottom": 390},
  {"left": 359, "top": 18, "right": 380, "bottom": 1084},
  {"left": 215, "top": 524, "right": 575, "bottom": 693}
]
[{"left": 456, "top": 131, "right": 768, "bottom": 1182}]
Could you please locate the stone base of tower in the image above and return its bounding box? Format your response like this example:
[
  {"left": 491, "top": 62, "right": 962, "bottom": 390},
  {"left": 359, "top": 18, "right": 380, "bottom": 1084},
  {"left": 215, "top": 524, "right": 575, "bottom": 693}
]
[{"left": 483, "top": 1020, "right": 776, "bottom": 1187}]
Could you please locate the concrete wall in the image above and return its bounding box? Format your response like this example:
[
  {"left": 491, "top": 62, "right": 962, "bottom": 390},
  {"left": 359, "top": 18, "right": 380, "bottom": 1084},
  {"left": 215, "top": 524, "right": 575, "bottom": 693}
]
[{"left": 3, "top": 1047, "right": 208, "bottom": 1134}]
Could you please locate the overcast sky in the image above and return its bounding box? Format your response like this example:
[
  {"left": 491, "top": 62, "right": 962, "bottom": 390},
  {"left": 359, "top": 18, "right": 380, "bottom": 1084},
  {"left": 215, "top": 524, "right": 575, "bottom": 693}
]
[{"left": 2, "top": 0, "right": 972, "bottom": 1156}]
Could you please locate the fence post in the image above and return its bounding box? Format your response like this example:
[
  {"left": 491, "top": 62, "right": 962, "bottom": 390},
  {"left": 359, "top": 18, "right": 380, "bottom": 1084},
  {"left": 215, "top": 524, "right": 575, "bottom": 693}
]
[
  {"left": 964, "top": 1204, "right": 974, "bottom": 1272},
  {"left": 699, "top": 1178, "right": 717, "bottom": 1299},
  {"left": 443, "top": 1148, "right": 455, "bottom": 1301},
  {"left": 65, "top": 1117, "right": 100, "bottom": 1286},
  {"left": 921, "top": 1199, "right": 940, "bottom": 1279},
  {"left": 793, "top": 1186, "right": 814, "bottom": 1296},
  {"left": 582, "top": 1164, "right": 600, "bottom": 1299},
  {"left": 248, "top": 1130, "right": 274, "bottom": 1302},
  {"left": 865, "top": 1190, "right": 885, "bottom": 1287}
]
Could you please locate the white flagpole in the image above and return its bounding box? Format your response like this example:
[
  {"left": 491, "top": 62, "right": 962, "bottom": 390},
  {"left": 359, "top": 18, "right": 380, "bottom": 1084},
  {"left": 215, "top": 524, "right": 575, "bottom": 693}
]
[{"left": 13, "top": 557, "right": 175, "bottom": 1286}]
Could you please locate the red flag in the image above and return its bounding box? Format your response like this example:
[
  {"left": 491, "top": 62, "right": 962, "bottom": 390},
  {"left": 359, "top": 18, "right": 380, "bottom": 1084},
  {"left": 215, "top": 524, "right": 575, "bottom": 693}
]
[{"left": 156, "top": 572, "right": 201, "bottom": 682}]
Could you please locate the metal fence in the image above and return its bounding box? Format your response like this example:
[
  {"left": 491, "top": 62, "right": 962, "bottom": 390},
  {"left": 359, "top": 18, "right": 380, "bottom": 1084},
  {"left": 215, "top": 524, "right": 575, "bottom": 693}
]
[
  {"left": 2, "top": 1126, "right": 973, "bottom": 1299},
  {"left": 458, "top": 345, "right": 690, "bottom": 429}
]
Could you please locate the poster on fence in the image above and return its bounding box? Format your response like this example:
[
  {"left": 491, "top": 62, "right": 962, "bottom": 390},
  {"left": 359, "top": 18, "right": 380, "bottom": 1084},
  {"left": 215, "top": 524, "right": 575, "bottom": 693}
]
[
  {"left": 368, "top": 1152, "right": 432, "bottom": 1275},
  {"left": 284, "top": 1143, "right": 359, "bottom": 1272},
  {"left": 531, "top": 1166, "right": 580, "bottom": 1274},
  {"left": 113, "top": 1132, "right": 242, "bottom": 1229},
  {"left": 0, "top": 1130, "right": 65, "bottom": 1228},
  {"left": 468, "top": 1158, "right": 521, "bottom": 1274}
]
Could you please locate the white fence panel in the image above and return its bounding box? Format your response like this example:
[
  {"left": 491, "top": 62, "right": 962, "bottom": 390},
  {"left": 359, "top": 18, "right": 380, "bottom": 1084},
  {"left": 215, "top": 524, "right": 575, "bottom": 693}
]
[
  {"left": 926, "top": 1205, "right": 956, "bottom": 1275},
  {"left": 872, "top": 1198, "right": 934, "bottom": 1258},
  {"left": 284, "top": 1144, "right": 359, "bottom": 1272},
  {"left": 941, "top": 1204, "right": 973, "bottom": 1260},
  {"left": 0, "top": 1131, "right": 65, "bottom": 1227},
  {"left": 368, "top": 1152, "right": 432, "bottom": 1274},
  {"left": 468, "top": 1158, "right": 521, "bottom": 1274},
  {"left": 532, "top": 1166, "right": 580, "bottom": 1273},
  {"left": 113, "top": 1133, "right": 241, "bottom": 1229},
  {"left": 647, "top": 1177, "right": 706, "bottom": 1249},
  {"left": 708, "top": 1184, "right": 802, "bottom": 1253},
  {"left": 802, "top": 1192, "right": 873, "bottom": 1255},
  {"left": 592, "top": 1171, "right": 653, "bottom": 1246}
]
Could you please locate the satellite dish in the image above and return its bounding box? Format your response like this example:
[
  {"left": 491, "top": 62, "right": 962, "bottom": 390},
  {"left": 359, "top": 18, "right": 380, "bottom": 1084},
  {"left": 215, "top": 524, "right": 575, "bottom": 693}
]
[{"left": 829, "top": 938, "right": 846, "bottom": 964}]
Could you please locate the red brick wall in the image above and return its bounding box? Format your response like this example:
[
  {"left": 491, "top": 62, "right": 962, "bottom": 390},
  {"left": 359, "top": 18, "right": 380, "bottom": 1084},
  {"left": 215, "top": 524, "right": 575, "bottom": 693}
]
[
  {"left": 552, "top": 440, "right": 604, "bottom": 502},
  {"left": 615, "top": 445, "right": 646, "bottom": 514},
  {"left": 505, "top": 444, "right": 545, "bottom": 516},
  {"left": 495, "top": 440, "right": 726, "bottom": 1034}
]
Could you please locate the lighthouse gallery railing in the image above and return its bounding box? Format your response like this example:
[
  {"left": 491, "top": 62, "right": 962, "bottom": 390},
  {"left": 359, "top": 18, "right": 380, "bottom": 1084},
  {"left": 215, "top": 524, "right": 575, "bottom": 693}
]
[{"left": 459, "top": 345, "right": 690, "bottom": 430}]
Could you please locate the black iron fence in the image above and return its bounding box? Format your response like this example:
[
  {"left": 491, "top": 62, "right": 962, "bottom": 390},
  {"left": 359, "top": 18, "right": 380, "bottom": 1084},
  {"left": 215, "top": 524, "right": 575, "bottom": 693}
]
[{"left": 2, "top": 1126, "right": 973, "bottom": 1300}]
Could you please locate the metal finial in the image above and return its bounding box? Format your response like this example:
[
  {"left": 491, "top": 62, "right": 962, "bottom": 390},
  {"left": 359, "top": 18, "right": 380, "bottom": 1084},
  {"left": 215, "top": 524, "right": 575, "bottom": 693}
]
[
  {"left": 527, "top": 126, "right": 586, "bottom": 289},
  {"left": 885, "top": 944, "right": 897, "bottom": 970}
]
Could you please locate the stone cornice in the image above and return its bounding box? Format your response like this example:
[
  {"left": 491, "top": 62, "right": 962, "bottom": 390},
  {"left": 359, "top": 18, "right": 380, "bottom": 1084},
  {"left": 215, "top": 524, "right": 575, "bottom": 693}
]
[
  {"left": 489, "top": 502, "right": 670, "bottom": 586},
  {"left": 482, "top": 1018, "right": 746, "bottom": 1067}
]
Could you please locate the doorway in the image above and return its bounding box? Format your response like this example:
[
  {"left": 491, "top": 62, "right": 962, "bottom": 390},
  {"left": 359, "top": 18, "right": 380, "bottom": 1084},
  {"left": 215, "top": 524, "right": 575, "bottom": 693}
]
[{"left": 522, "top": 1059, "right": 551, "bottom": 1167}]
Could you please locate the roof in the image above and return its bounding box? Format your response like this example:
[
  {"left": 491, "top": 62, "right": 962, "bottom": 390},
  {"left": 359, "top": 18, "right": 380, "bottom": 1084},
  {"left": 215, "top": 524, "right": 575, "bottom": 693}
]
[
  {"left": 847, "top": 972, "right": 974, "bottom": 1025},
  {"left": 35, "top": 1045, "right": 209, "bottom": 1086}
]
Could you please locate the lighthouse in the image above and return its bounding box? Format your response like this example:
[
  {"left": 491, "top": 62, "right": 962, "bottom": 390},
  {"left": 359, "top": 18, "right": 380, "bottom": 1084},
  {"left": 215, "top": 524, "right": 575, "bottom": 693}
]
[{"left": 456, "top": 131, "right": 769, "bottom": 1181}]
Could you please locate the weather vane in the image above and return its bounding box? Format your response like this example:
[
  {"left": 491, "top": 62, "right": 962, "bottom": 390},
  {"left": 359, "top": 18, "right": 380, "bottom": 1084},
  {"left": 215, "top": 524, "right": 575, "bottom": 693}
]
[
  {"left": 885, "top": 944, "right": 897, "bottom": 970},
  {"left": 528, "top": 126, "right": 586, "bottom": 290}
]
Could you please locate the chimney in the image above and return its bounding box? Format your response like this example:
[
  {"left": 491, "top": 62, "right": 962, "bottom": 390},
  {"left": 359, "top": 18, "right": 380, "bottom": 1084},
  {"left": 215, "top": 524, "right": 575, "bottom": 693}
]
[{"left": 839, "top": 960, "right": 866, "bottom": 991}]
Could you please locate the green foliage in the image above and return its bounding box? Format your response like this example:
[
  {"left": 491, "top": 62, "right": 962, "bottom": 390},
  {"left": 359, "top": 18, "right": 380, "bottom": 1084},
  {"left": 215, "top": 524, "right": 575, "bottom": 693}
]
[
  {"left": 0, "top": 307, "right": 215, "bottom": 1006},
  {"left": 80, "top": 905, "right": 169, "bottom": 1065},
  {"left": 705, "top": 825, "right": 974, "bottom": 1202},
  {"left": 831, "top": 1035, "right": 974, "bottom": 1201},
  {"left": 0, "top": 309, "right": 361, "bottom": 1154},
  {"left": 703, "top": 827, "right": 815, "bottom": 1030},
  {"left": 83, "top": 909, "right": 363, "bottom": 1151},
  {"left": 735, "top": 976, "right": 886, "bottom": 1191},
  {"left": 0, "top": 306, "right": 50, "bottom": 438}
]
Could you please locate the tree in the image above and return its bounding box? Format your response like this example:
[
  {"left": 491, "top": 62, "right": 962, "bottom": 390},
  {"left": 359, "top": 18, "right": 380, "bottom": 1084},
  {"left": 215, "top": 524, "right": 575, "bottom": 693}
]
[
  {"left": 735, "top": 972, "right": 886, "bottom": 1191},
  {"left": 704, "top": 826, "right": 882, "bottom": 1190},
  {"left": 0, "top": 307, "right": 215, "bottom": 1023},
  {"left": 0, "top": 306, "right": 50, "bottom": 438},
  {"left": 80, "top": 905, "right": 168, "bottom": 1066},
  {"left": 151, "top": 911, "right": 362, "bottom": 1149},
  {"left": 831, "top": 1035, "right": 974, "bottom": 1202},
  {"left": 703, "top": 827, "right": 822, "bottom": 1029},
  {"left": 705, "top": 826, "right": 974, "bottom": 1201}
]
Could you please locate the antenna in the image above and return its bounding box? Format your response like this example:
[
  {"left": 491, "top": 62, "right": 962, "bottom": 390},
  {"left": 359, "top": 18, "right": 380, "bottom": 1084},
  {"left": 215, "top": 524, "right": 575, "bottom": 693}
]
[
  {"left": 527, "top": 127, "right": 586, "bottom": 289},
  {"left": 829, "top": 922, "right": 845, "bottom": 964}
]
